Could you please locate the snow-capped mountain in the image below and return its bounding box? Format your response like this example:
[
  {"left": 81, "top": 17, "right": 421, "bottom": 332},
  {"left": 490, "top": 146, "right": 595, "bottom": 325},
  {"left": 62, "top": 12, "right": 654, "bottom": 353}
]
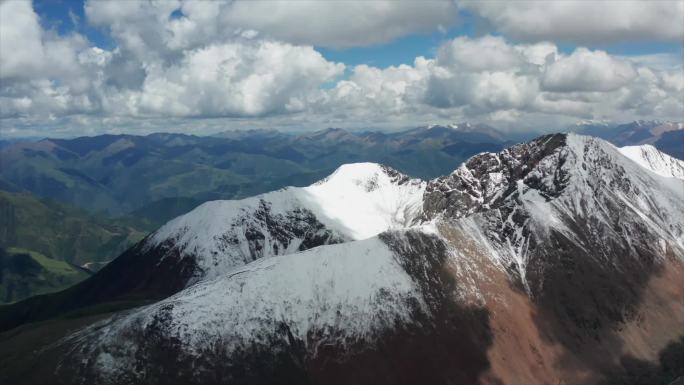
[
  {"left": 144, "top": 162, "right": 425, "bottom": 283},
  {"left": 619, "top": 144, "right": 684, "bottom": 179},
  {"left": 7, "top": 134, "right": 684, "bottom": 385},
  {"left": 0, "top": 163, "right": 426, "bottom": 333},
  {"left": 423, "top": 134, "right": 684, "bottom": 306}
]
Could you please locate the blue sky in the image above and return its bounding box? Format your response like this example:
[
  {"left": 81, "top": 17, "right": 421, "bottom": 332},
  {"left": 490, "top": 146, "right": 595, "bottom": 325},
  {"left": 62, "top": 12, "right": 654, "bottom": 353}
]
[
  {"left": 34, "top": 0, "right": 113, "bottom": 48},
  {"left": 1, "top": 0, "right": 683, "bottom": 137}
]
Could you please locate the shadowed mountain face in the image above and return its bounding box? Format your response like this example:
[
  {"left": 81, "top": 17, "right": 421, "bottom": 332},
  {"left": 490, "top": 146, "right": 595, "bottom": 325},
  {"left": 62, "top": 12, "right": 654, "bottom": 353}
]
[
  {"left": 1, "top": 134, "right": 683, "bottom": 385},
  {"left": 0, "top": 125, "right": 508, "bottom": 217}
]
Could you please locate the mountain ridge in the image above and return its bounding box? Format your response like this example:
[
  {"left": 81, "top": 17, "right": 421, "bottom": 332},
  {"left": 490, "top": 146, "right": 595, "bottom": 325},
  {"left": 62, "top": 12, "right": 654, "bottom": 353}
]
[
  {"left": 619, "top": 144, "right": 684, "bottom": 179},
  {"left": 1, "top": 133, "right": 683, "bottom": 385}
]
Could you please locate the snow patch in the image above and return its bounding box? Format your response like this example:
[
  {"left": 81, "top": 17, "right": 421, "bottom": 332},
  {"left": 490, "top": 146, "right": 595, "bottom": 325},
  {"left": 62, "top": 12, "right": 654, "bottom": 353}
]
[
  {"left": 88, "top": 237, "right": 423, "bottom": 362},
  {"left": 619, "top": 144, "right": 684, "bottom": 180}
]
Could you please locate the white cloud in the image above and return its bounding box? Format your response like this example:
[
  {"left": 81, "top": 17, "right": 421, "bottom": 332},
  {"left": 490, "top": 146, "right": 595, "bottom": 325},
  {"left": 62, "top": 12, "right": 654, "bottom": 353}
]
[
  {"left": 85, "top": 0, "right": 458, "bottom": 51},
  {"left": 542, "top": 48, "right": 637, "bottom": 92},
  {"left": 436, "top": 35, "right": 526, "bottom": 72},
  {"left": 322, "top": 60, "right": 430, "bottom": 117},
  {"left": 128, "top": 41, "right": 344, "bottom": 117},
  {"left": 0, "top": 0, "right": 109, "bottom": 118},
  {"left": 0, "top": 0, "right": 44, "bottom": 79},
  {"left": 620, "top": 52, "right": 684, "bottom": 71},
  {"left": 85, "top": 0, "right": 182, "bottom": 60},
  {"left": 220, "top": 0, "right": 458, "bottom": 48},
  {"left": 2, "top": 0, "right": 346, "bottom": 120},
  {"left": 1, "top": 1, "right": 682, "bottom": 136},
  {"left": 0, "top": 0, "right": 95, "bottom": 82},
  {"left": 313, "top": 36, "right": 683, "bottom": 128},
  {"left": 460, "top": 1, "right": 684, "bottom": 44}
]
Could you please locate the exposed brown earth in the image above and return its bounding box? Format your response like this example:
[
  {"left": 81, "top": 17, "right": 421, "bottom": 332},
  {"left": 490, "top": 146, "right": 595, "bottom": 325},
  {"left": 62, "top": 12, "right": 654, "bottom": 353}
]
[{"left": 439, "top": 222, "right": 684, "bottom": 385}]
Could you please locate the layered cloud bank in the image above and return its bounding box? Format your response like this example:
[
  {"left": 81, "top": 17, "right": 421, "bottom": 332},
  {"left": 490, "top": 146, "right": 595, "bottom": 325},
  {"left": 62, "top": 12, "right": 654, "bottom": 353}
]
[{"left": 1, "top": 0, "right": 682, "bottom": 136}]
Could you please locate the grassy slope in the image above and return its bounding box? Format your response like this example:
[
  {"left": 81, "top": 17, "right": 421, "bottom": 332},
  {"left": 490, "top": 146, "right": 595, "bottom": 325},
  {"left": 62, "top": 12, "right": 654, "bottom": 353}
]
[
  {"left": 0, "top": 248, "right": 91, "bottom": 303},
  {"left": 0, "top": 190, "right": 154, "bottom": 303},
  {"left": 0, "top": 190, "right": 152, "bottom": 268}
]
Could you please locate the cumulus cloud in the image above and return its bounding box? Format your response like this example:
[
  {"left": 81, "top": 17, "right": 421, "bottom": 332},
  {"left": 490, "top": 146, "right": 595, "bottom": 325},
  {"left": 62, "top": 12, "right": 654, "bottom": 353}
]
[
  {"left": 2, "top": 0, "right": 346, "bottom": 120},
  {"left": 129, "top": 41, "right": 344, "bottom": 117},
  {"left": 219, "top": 0, "right": 458, "bottom": 48},
  {"left": 321, "top": 59, "right": 431, "bottom": 118},
  {"left": 315, "top": 35, "right": 683, "bottom": 127},
  {"left": 0, "top": 0, "right": 44, "bottom": 79},
  {"left": 0, "top": 0, "right": 98, "bottom": 82},
  {"left": 437, "top": 36, "right": 528, "bottom": 72},
  {"left": 542, "top": 48, "right": 637, "bottom": 92},
  {"left": 1, "top": 1, "right": 682, "bottom": 135},
  {"left": 460, "top": 1, "right": 684, "bottom": 44},
  {"left": 0, "top": 0, "right": 110, "bottom": 118},
  {"left": 85, "top": 0, "right": 458, "bottom": 50}
]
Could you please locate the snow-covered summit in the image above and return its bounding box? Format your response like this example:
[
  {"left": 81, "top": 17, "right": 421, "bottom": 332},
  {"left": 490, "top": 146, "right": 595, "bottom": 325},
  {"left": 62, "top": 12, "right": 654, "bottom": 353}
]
[
  {"left": 146, "top": 162, "right": 425, "bottom": 283},
  {"left": 619, "top": 144, "right": 684, "bottom": 179},
  {"left": 424, "top": 133, "right": 683, "bottom": 218},
  {"left": 303, "top": 163, "right": 425, "bottom": 238}
]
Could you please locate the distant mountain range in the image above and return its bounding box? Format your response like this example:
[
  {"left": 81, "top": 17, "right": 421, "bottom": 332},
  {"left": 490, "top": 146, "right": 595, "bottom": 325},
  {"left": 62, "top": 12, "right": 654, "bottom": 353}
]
[
  {"left": 0, "top": 123, "right": 511, "bottom": 218},
  {"left": 572, "top": 120, "right": 684, "bottom": 159},
  {"left": 2, "top": 120, "right": 680, "bottom": 220},
  {"left": 1, "top": 134, "right": 683, "bottom": 385}
]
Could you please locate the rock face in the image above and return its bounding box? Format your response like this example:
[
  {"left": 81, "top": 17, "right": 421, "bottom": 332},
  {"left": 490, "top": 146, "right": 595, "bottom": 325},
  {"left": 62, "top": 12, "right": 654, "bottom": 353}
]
[
  {"left": 423, "top": 133, "right": 568, "bottom": 219},
  {"left": 4, "top": 134, "right": 684, "bottom": 385}
]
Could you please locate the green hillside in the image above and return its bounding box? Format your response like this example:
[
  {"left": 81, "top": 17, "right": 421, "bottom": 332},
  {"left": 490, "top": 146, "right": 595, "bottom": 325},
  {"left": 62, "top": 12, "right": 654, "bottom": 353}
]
[
  {"left": 0, "top": 248, "right": 91, "bottom": 303},
  {"left": 0, "top": 128, "right": 509, "bottom": 216},
  {"left": 0, "top": 190, "right": 152, "bottom": 268},
  {"left": 0, "top": 190, "right": 153, "bottom": 302}
]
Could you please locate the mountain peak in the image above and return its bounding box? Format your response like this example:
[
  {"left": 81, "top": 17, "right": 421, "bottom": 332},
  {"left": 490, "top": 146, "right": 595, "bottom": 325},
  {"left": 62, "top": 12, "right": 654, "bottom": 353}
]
[
  {"left": 425, "top": 132, "right": 683, "bottom": 220},
  {"left": 316, "top": 162, "right": 417, "bottom": 190},
  {"left": 142, "top": 161, "right": 425, "bottom": 284}
]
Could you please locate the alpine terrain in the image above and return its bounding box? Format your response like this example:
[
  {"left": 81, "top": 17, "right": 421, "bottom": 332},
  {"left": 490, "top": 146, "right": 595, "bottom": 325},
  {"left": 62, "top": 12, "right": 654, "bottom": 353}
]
[{"left": 1, "top": 134, "right": 683, "bottom": 385}]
